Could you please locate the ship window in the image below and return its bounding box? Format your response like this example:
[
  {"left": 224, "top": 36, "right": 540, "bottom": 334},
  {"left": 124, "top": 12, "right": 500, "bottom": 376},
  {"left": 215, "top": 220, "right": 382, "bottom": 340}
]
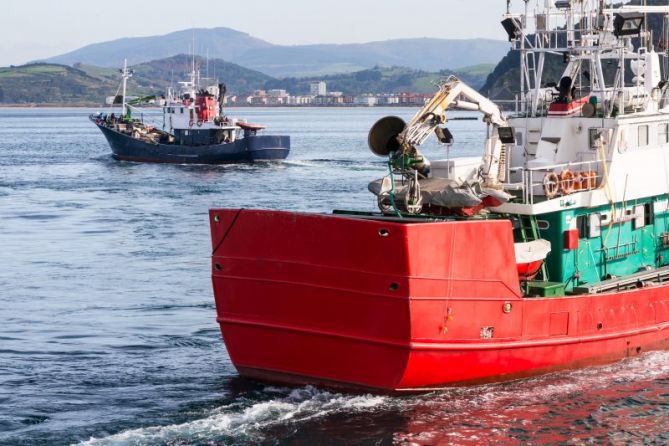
[
  {"left": 181, "top": 108, "right": 184, "bottom": 114},
  {"left": 589, "top": 128, "right": 602, "bottom": 149},
  {"left": 537, "top": 220, "right": 550, "bottom": 230},
  {"left": 638, "top": 125, "right": 649, "bottom": 147},
  {"left": 659, "top": 123, "right": 669, "bottom": 144},
  {"left": 576, "top": 215, "right": 588, "bottom": 238},
  {"left": 645, "top": 203, "right": 654, "bottom": 226},
  {"left": 515, "top": 132, "right": 523, "bottom": 146}
]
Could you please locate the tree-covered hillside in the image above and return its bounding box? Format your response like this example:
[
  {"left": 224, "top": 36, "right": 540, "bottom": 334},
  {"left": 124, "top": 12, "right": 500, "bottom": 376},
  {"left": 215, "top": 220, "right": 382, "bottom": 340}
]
[{"left": 0, "top": 56, "right": 495, "bottom": 104}]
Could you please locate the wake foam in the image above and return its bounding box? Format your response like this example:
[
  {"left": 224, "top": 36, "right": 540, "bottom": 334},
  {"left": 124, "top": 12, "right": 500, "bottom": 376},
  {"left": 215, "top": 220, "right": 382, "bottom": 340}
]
[{"left": 80, "top": 386, "right": 388, "bottom": 446}]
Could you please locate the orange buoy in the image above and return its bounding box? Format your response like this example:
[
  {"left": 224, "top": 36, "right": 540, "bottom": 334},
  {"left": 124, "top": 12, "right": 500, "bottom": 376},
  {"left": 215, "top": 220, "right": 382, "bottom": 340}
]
[
  {"left": 559, "top": 169, "right": 575, "bottom": 195},
  {"left": 543, "top": 172, "right": 560, "bottom": 199}
]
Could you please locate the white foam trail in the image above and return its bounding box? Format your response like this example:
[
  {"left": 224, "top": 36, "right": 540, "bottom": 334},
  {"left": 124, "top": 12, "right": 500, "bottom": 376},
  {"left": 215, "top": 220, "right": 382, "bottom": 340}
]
[
  {"left": 416, "top": 350, "right": 669, "bottom": 410},
  {"left": 79, "top": 386, "right": 388, "bottom": 446},
  {"left": 278, "top": 160, "right": 318, "bottom": 167}
]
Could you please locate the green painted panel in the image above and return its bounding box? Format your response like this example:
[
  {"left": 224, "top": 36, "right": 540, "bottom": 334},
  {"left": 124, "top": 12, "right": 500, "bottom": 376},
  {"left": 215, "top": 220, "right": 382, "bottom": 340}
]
[{"left": 535, "top": 195, "right": 669, "bottom": 291}]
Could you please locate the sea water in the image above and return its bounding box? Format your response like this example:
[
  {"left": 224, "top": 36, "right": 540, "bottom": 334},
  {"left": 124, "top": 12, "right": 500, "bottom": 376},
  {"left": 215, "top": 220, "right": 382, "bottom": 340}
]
[{"left": 0, "top": 107, "right": 667, "bottom": 445}]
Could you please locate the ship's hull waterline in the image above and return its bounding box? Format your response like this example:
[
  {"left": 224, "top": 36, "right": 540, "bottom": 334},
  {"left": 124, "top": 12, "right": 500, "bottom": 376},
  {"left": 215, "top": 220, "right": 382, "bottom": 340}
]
[{"left": 94, "top": 119, "right": 290, "bottom": 164}]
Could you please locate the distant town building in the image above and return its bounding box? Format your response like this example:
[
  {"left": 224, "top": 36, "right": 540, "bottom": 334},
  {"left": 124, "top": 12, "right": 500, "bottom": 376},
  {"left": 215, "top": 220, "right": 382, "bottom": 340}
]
[
  {"left": 223, "top": 87, "right": 430, "bottom": 107},
  {"left": 310, "top": 81, "right": 327, "bottom": 96},
  {"left": 354, "top": 94, "right": 378, "bottom": 106},
  {"left": 268, "top": 89, "right": 288, "bottom": 98}
]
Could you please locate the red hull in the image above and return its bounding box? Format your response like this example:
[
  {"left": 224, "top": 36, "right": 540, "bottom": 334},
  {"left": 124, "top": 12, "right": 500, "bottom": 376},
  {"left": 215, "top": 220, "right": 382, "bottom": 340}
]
[{"left": 210, "top": 209, "right": 669, "bottom": 392}]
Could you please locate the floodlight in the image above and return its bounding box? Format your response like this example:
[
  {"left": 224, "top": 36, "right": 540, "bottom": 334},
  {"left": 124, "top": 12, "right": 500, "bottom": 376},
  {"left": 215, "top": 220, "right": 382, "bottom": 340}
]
[
  {"left": 435, "top": 127, "right": 454, "bottom": 145},
  {"left": 613, "top": 13, "right": 644, "bottom": 38},
  {"left": 501, "top": 18, "right": 523, "bottom": 42},
  {"left": 498, "top": 127, "right": 516, "bottom": 144}
]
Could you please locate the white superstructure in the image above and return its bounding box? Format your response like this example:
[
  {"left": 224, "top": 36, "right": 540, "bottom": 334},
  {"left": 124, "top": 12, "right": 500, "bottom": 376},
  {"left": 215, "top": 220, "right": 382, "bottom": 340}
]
[{"left": 484, "top": 0, "right": 669, "bottom": 216}]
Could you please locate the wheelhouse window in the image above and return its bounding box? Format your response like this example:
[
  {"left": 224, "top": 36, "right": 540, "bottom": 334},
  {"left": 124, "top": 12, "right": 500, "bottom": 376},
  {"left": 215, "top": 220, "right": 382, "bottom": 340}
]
[
  {"left": 638, "top": 125, "right": 649, "bottom": 147},
  {"left": 659, "top": 123, "right": 669, "bottom": 144}
]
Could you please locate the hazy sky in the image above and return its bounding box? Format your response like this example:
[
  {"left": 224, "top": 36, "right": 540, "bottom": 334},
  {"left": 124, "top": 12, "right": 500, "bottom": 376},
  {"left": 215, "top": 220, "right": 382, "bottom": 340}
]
[{"left": 0, "top": 0, "right": 510, "bottom": 66}]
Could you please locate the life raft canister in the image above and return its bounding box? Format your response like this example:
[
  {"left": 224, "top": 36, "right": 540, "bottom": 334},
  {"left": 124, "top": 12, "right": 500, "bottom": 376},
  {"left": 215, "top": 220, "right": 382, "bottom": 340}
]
[{"left": 543, "top": 172, "right": 560, "bottom": 199}]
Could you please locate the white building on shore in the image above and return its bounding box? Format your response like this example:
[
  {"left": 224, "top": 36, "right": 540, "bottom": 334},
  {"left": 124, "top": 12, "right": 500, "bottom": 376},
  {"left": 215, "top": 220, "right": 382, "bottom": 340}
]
[{"left": 309, "top": 81, "right": 327, "bottom": 97}]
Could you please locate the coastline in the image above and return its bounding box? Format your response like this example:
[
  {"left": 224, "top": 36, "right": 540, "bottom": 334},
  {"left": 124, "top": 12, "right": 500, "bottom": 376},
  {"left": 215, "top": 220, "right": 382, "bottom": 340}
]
[{"left": 0, "top": 103, "right": 424, "bottom": 109}]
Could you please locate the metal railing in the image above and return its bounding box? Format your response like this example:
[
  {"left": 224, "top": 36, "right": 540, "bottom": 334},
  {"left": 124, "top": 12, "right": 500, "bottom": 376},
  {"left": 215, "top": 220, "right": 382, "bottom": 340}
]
[{"left": 505, "top": 158, "right": 604, "bottom": 205}]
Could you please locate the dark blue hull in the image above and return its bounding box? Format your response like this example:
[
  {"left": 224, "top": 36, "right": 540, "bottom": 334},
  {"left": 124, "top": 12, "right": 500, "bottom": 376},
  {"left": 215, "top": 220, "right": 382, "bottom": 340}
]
[{"left": 92, "top": 118, "right": 290, "bottom": 164}]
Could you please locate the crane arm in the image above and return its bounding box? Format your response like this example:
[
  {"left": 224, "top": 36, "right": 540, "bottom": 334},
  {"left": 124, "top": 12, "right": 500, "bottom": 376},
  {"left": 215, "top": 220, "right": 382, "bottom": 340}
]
[
  {"left": 399, "top": 76, "right": 509, "bottom": 188},
  {"left": 398, "top": 76, "right": 506, "bottom": 151}
]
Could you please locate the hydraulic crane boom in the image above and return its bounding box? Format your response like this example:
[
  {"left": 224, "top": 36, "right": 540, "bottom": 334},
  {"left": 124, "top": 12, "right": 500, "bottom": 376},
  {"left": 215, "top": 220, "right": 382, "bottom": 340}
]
[{"left": 398, "top": 76, "right": 509, "bottom": 187}]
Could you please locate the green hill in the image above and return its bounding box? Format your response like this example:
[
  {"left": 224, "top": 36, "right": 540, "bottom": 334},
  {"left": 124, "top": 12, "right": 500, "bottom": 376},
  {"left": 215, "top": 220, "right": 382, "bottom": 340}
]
[
  {"left": 0, "top": 56, "right": 495, "bottom": 105},
  {"left": 0, "top": 64, "right": 117, "bottom": 104},
  {"left": 263, "top": 65, "right": 492, "bottom": 96},
  {"left": 0, "top": 56, "right": 274, "bottom": 104}
]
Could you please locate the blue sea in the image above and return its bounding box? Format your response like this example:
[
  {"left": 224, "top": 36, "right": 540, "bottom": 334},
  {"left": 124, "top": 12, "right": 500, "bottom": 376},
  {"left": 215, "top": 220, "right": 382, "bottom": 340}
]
[{"left": 0, "top": 107, "right": 667, "bottom": 445}]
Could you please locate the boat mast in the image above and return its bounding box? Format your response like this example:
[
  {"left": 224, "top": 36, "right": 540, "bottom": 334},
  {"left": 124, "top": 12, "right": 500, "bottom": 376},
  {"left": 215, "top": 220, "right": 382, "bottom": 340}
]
[{"left": 120, "top": 58, "right": 133, "bottom": 118}]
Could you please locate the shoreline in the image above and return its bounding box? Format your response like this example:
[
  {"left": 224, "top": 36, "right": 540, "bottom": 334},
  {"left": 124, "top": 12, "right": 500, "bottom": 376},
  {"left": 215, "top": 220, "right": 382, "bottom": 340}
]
[{"left": 0, "top": 103, "right": 425, "bottom": 109}]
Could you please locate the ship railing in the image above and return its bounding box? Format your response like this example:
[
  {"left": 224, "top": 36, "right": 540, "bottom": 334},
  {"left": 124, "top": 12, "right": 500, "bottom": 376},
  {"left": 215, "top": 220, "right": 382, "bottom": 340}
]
[
  {"left": 492, "top": 98, "right": 520, "bottom": 114},
  {"left": 504, "top": 159, "right": 603, "bottom": 205}
]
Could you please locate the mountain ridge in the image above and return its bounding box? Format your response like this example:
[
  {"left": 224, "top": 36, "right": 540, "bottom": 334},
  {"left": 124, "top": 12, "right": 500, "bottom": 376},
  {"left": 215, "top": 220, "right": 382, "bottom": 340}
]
[{"left": 41, "top": 27, "right": 509, "bottom": 78}]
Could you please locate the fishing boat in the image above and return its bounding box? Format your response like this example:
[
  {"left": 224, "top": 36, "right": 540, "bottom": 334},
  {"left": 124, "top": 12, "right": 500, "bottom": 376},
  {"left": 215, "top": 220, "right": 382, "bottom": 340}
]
[
  {"left": 210, "top": 1, "right": 669, "bottom": 392},
  {"left": 91, "top": 60, "right": 290, "bottom": 164}
]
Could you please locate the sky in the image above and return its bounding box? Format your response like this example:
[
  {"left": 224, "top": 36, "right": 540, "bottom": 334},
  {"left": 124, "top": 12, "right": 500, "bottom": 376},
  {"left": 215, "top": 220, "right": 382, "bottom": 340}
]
[{"left": 0, "top": 0, "right": 510, "bottom": 66}]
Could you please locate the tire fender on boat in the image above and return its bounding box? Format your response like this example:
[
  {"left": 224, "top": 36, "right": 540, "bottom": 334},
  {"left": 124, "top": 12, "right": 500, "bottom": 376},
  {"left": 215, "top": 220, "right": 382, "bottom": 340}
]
[{"left": 197, "top": 120, "right": 203, "bottom": 127}]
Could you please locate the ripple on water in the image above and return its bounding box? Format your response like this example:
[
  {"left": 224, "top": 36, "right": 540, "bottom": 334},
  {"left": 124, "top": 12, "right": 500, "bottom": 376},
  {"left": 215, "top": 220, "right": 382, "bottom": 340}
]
[{"left": 1, "top": 108, "right": 668, "bottom": 446}]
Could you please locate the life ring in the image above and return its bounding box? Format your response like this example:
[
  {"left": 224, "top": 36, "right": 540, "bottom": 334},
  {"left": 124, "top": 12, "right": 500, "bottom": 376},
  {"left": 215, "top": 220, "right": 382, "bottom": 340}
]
[
  {"left": 543, "top": 172, "right": 560, "bottom": 199},
  {"left": 197, "top": 120, "right": 203, "bottom": 127},
  {"left": 559, "top": 169, "right": 575, "bottom": 195},
  {"left": 578, "top": 170, "right": 597, "bottom": 190}
]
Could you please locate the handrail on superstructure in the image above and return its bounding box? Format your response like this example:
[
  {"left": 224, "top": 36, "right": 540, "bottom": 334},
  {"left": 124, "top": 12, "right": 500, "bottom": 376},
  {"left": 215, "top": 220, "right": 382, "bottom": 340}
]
[{"left": 505, "top": 159, "right": 604, "bottom": 205}]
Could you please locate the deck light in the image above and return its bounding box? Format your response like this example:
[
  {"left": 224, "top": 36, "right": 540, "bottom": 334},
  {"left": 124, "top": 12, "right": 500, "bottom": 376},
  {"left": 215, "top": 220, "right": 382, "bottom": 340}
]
[
  {"left": 501, "top": 18, "right": 523, "bottom": 41},
  {"left": 435, "top": 126, "right": 454, "bottom": 145},
  {"left": 498, "top": 127, "right": 516, "bottom": 144},
  {"left": 613, "top": 13, "right": 644, "bottom": 38}
]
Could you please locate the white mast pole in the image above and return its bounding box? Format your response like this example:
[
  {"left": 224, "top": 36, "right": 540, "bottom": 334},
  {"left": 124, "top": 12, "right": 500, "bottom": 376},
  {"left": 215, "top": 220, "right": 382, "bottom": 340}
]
[{"left": 121, "top": 58, "right": 128, "bottom": 118}]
